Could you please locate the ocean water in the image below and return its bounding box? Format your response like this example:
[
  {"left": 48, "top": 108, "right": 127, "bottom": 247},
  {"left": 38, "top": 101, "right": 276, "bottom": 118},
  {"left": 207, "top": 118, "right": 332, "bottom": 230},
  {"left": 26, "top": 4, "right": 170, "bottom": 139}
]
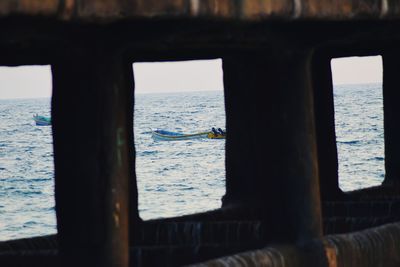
[
  {"left": 134, "top": 91, "right": 226, "bottom": 220},
  {"left": 0, "top": 85, "right": 384, "bottom": 241},
  {"left": 0, "top": 98, "right": 54, "bottom": 241},
  {"left": 333, "top": 83, "right": 384, "bottom": 191}
]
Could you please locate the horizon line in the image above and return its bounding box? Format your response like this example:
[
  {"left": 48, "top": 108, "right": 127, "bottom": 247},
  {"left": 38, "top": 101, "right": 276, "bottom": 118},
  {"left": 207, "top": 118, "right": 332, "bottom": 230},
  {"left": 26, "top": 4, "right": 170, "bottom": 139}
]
[{"left": 0, "top": 81, "right": 382, "bottom": 100}]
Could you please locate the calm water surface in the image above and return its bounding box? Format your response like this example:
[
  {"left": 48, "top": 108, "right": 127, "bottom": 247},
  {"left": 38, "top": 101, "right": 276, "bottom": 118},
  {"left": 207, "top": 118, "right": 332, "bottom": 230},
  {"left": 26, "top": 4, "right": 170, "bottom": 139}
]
[
  {"left": 0, "top": 85, "right": 384, "bottom": 240},
  {"left": 334, "top": 83, "right": 384, "bottom": 190}
]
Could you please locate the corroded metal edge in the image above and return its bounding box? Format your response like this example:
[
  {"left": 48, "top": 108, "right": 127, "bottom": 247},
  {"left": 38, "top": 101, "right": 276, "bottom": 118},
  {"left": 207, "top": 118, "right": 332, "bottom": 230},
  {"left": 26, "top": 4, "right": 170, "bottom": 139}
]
[
  {"left": 188, "top": 221, "right": 400, "bottom": 267},
  {"left": 0, "top": 0, "right": 399, "bottom": 23}
]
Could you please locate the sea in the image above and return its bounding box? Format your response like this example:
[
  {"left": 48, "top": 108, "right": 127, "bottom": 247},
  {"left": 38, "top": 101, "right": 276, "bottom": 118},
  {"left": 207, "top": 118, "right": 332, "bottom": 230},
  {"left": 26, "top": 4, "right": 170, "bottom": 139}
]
[{"left": 0, "top": 83, "right": 384, "bottom": 241}]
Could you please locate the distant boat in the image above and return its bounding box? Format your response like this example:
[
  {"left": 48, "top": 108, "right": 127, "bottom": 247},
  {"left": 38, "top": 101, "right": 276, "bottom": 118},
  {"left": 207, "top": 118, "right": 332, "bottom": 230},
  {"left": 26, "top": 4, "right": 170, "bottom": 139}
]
[
  {"left": 151, "top": 128, "right": 225, "bottom": 141},
  {"left": 33, "top": 114, "right": 51, "bottom": 126},
  {"left": 207, "top": 132, "right": 226, "bottom": 139}
]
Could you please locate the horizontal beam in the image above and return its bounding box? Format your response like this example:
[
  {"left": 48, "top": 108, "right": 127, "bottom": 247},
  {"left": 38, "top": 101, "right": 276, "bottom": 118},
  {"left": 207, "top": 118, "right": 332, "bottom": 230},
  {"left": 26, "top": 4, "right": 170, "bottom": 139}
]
[
  {"left": 190, "top": 221, "right": 400, "bottom": 267},
  {"left": 0, "top": 0, "right": 399, "bottom": 23}
]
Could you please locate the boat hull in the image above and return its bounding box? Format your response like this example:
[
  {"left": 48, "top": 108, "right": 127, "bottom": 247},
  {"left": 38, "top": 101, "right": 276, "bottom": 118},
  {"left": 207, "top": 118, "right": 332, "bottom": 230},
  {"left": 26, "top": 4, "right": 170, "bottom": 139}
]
[
  {"left": 207, "top": 132, "right": 225, "bottom": 139},
  {"left": 152, "top": 130, "right": 209, "bottom": 141},
  {"left": 33, "top": 115, "right": 51, "bottom": 126}
]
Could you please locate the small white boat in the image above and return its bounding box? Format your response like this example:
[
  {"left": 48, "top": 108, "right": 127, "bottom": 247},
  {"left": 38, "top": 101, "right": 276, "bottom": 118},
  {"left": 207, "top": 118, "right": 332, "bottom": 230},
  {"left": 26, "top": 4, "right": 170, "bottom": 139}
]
[
  {"left": 152, "top": 130, "right": 209, "bottom": 141},
  {"left": 151, "top": 128, "right": 226, "bottom": 141}
]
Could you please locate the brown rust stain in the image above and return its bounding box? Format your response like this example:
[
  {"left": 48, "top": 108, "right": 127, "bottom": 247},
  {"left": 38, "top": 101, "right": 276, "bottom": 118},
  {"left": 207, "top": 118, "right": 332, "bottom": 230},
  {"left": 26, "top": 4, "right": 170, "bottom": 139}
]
[
  {"left": 60, "top": 0, "right": 76, "bottom": 20},
  {"left": 210, "top": 0, "right": 233, "bottom": 17},
  {"left": 18, "top": 0, "right": 59, "bottom": 14},
  {"left": 113, "top": 202, "right": 120, "bottom": 228},
  {"left": 132, "top": 0, "right": 187, "bottom": 17},
  {"left": 0, "top": 0, "right": 394, "bottom": 21},
  {"left": 195, "top": 0, "right": 234, "bottom": 18},
  {"left": 0, "top": 0, "right": 59, "bottom": 16},
  {"left": 241, "top": 0, "right": 294, "bottom": 19},
  {"left": 301, "top": 0, "right": 381, "bottom": 18},
  {"left": 0, "top": 0, "right": 396, "bottom": 21},
  {"left": 323, "top": 241, "right": 338, "bottom": 267}
]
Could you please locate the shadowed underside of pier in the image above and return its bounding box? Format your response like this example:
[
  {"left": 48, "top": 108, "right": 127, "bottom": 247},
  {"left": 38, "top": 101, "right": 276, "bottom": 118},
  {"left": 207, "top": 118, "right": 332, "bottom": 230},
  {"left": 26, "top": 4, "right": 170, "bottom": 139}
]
[{"left": 2, "top": 1, "right": 400, "bottom": 266}]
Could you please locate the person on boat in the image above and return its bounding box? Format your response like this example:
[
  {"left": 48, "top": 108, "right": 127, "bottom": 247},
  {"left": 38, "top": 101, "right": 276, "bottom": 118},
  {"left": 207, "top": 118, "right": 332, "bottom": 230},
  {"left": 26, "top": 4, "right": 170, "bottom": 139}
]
[
  {"left": 211, "top": 127, "right": 219, "bottom": 135},
  {"left": 217, "top": 128, "right": 225, "bottom": 135}
]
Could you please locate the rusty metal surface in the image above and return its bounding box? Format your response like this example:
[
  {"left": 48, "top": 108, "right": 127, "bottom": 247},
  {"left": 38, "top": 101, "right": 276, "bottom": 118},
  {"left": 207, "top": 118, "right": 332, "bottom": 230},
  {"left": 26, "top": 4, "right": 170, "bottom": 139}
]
[
  {"left": 189, "top": 221, "right": 400, "bottom": 267},
  {"left": 0, "top": 0, "right": 399, "bottom": 22}
]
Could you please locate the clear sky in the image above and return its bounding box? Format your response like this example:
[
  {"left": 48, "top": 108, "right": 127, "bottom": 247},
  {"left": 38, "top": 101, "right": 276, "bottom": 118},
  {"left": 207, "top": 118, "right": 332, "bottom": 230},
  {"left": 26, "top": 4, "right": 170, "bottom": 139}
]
[
  {"left": 133, "top": 59, "right": 223, "bottom": 94},
  {"left": 0, "top": 65, "right": 52, "bottom": 99},
  {"left": 0, "top": 56, "right": 383, "bottom": 99},
  {"left": 331, "top": 55, "right": 382, "bottom": 85}
]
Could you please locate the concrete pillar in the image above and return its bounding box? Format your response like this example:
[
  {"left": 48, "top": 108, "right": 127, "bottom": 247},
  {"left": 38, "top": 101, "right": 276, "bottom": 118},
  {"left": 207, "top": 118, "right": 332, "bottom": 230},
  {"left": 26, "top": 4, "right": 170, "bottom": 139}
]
[
  {"left": 312, "top": 53, "right": 342, "bottom": 200},
  {"left": 222, "top": 48, "right": 322, "bottom": 242},
  {"left": 51, "top": 46, "right": 135, "bottom": 267},
  {"left": 382, "top": 52, "right": 400, "bottom": 186}
]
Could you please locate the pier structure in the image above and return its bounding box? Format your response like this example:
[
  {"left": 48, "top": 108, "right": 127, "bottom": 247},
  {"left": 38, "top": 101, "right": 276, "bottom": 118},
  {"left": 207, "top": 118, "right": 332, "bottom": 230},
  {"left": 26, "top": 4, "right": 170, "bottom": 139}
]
[{"left": 1, "top": 1, "right": 400, "bottom": 266}]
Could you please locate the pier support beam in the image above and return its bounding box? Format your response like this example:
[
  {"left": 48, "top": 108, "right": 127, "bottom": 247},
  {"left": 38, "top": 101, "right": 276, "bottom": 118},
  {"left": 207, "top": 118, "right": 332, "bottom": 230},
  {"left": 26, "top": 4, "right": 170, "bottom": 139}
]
[
  {"left": 312, "top": 53, "right": 342, "bottom": 200},
  {"left": 223, "top": 47, "right": 322, "bottom": 243},
  {"left": 382, "top": 51, "right": 400, "bottom": 186},
  {"left": 51, "top": 45, "right": 136, "bottom": 267}
]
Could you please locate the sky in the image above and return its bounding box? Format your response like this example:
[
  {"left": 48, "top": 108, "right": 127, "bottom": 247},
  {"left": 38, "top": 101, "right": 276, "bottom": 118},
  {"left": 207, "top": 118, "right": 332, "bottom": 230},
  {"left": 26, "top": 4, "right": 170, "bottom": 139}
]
[
  {"left": 330, "top": 55, "right": 382, "bottom": 85},
  {"left": 0, "top": 65, "right": 52, "bottom": 99},
  {"left": 133, "top": 59, "right": 223, "bottom": 94},
  {"left": 0, "top": 56, "right": 383, "bottom": 99}
]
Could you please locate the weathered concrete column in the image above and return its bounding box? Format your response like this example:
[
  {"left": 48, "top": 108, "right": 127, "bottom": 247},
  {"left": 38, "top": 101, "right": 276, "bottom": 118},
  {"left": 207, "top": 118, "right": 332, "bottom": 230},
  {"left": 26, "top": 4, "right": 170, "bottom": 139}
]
[
  {"left": 223, "top": 48, "right": 322, "bottom": 243},
  {"left": 52, "top": 45, "right": 136, "bottom": 267},
  {"left": 312, "top": 53, "right": 342, "bottom": 200},
  {"left": 382, "top": 52, "right": 400, "bottom": 186}
]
